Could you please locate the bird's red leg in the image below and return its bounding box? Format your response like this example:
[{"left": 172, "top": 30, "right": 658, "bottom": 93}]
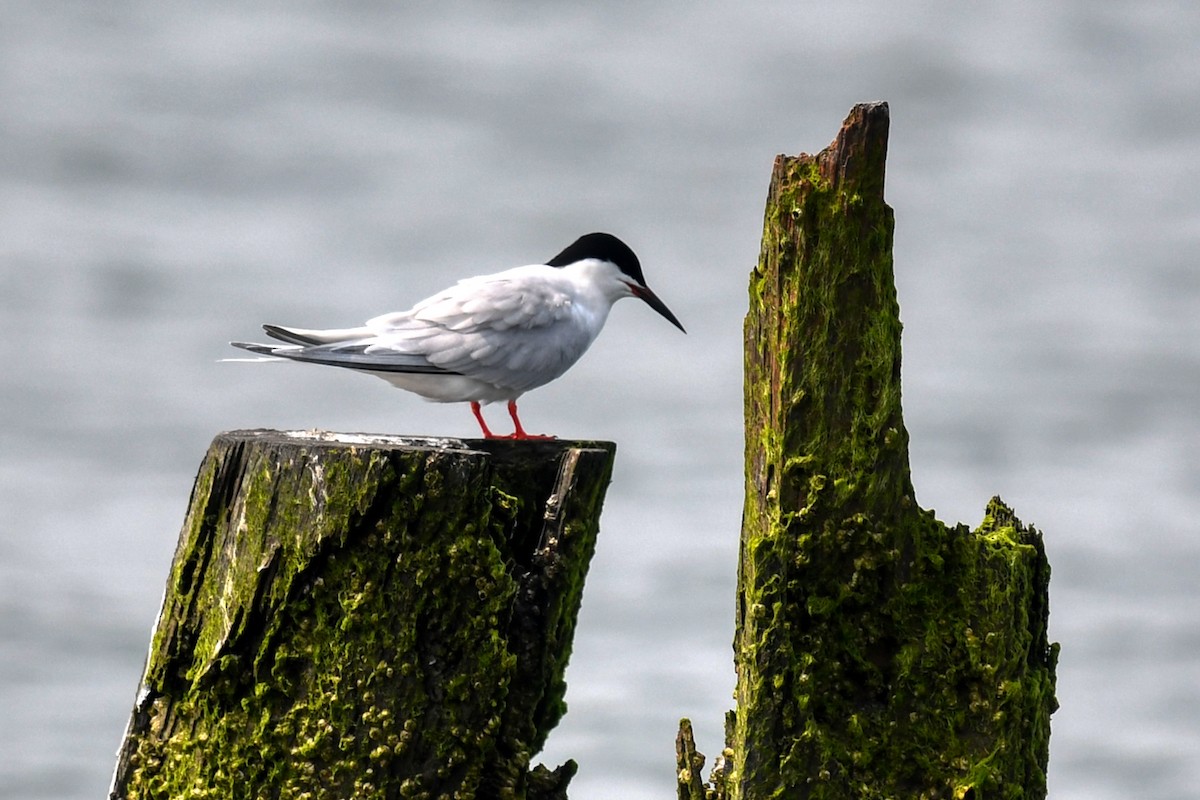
[
  {"left": 470, "top": 401, "right": 498, "bottom": 439},
  {"left": 507, "top": 400, "right": 555, "bottom": 441}
]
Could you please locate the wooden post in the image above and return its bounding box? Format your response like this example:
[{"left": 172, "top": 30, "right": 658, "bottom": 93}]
[
  {"left": 110, "top": 429, "right": 615, "bottom": 800},
  {"left": 678, "top": 103, "right": 1058, "bottom": 799}
]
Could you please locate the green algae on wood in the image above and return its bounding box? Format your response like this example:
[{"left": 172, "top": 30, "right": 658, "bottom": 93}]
[
  {"left": 110, "top": 429, "right": 615, "bottom": 800},
  {"left": 680, "top": 103, "right": 1058, "bottom": 799}
]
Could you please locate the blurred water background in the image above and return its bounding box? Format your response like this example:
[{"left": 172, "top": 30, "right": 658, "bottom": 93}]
[{"left": 2, "top": 2, "right": 1198, "bottom": 798}]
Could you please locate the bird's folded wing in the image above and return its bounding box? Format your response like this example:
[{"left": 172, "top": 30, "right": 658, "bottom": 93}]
[
  {"left": 399, "top": 324, "right": 591, "bottom": 394},
  {"left": 369, "top": 271, "right": 573, "bottom": 334},
  {"left": 360, "top": 279, "right": 583, "bottom": 392}
]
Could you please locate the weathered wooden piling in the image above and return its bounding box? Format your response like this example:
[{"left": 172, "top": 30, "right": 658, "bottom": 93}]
[
  {"left": 111, "top": 429, "right": 615, "bottom": 800},
  {"left": 677, "top": 103, "right": 1058, "bottom": 799}
]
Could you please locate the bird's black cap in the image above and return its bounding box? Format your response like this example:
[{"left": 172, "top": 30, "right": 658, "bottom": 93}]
[
  {"left": 546, "top": 232, "right": 646, "bottom": 285},
  {"left": 547, "top": 232, "right": 685, "bottom": 332}
]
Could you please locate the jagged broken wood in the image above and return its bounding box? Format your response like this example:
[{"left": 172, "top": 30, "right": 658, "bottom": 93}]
[
  {"left": 110, "top": 429, "right": 615, "bottom": 800},
  {"left": 678, "top": 103, "right": 1058, "bottom": 799}
]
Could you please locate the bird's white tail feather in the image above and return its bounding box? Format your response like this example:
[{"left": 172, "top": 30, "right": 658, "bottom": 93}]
[{"left": 267, "top": 325, "right": 375, "bottom": 345}]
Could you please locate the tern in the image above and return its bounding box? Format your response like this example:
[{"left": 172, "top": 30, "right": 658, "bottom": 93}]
[{"left": 230, "top": 232, "right": 685, "bottom": 439}]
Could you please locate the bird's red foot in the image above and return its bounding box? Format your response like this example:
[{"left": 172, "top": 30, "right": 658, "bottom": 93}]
[
  {"left": 470, "top": 400, "right": 557, "bottom": 440},
  {"left": 505, "top": 400, "right": 556, "bottom": 440},
  {"left": 498, "top": 431, "right": 557, "bottom": 441}
]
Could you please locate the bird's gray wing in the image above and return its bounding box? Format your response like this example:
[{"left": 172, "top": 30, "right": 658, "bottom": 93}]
[
  {"left": 368, "top": 268, "right": 572, "bottom": 333},
  {"left": 364, "top": 272, "right": 589, "bottom": 393}
]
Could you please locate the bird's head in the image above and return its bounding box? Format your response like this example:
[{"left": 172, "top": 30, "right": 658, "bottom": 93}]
[{"left": 547, "top": 232, "right": 686, "bottom": 333}]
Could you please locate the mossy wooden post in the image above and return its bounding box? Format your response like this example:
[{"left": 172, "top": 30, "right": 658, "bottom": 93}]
[
  {"left": 110, "top": 429, "right": 615, "bottom": 800},
  {"left": 677, "top": 103, "right": 1058, "bottom": 799}
]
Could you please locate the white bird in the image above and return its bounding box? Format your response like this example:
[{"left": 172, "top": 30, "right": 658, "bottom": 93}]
[{"left": 230, "top": 232, "right": 685, "bottom": 439}]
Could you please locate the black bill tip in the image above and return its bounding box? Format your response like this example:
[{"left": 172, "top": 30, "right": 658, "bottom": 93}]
[{"left": 631, "top": 284, "right": 686, "bottom": 333}]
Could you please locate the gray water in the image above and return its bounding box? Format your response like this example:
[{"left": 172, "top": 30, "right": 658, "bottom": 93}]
[{"left": 2, "top": 2, "right": 1198, "bottom": 798}]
